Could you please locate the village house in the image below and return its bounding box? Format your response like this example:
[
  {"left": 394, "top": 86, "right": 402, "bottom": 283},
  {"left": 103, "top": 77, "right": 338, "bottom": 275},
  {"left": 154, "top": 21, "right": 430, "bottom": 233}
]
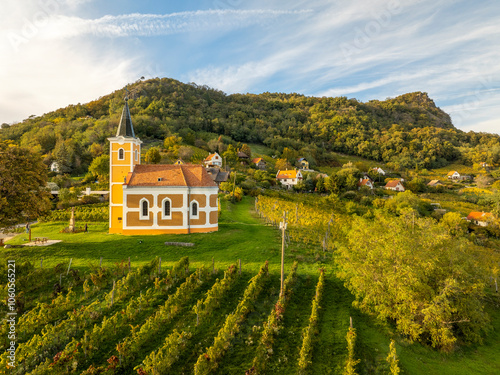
[
  {"left": 358, "top": 178, "right": 374, "bottom": 190},
  {"left": 276, "top": 169, "right": 303, "bottom": 188},
  {"left": 204, "top": 152, "right": 223, "bottom": 168},
  {"left": 372, "top": 167, "right": 386, "bottom": 175},
  {"left": 108, "top": 98, "right": 219, "bottom": 235},
  {"left": 447, "top": 171, "right": 461, "bottom": 180},
  {"left": 384, "top": 180, "right": 405, "bottom": 192},
  {"left": 466, "top": 211, "right": 493, "bottom": 227},
  {"left": 297, "top": 157, "right": 309, "bottom": 170},
  {"left": 427, "top": 180, "right": 443, "bottom": 187},
  {"left": 251, "top": 157, "right": 267, "bottom": 170}
]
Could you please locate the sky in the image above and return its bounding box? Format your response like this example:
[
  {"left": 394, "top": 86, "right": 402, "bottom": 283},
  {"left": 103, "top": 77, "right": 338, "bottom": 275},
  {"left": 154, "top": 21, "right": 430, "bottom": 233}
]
[{"left": 1, "top": 0, "right": 499, "bottom": 134}]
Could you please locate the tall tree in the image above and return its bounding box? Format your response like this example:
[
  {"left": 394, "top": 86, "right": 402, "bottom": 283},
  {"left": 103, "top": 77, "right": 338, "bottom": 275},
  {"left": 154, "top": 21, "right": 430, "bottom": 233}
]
[
  {"left": 145, "top": 147, "right": 161, "bottom": 164},
  {"left": 0, "top": 142, "right": 51, "bottom": 229}
]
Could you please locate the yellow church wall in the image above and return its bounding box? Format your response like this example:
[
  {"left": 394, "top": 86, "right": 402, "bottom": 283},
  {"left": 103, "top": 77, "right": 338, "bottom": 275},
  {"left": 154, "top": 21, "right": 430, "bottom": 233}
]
[
  {"left": 121, "top": 226, "right": 217, "bottom": 235},
  {"left": 209, "top": 194, "right": 218, "bottom": 207},
  {"left": 210, "top": 211, "right": 218, "bottom": 224},
  {"left": 190, "top": 194, "right": 206, "bottom": 207},
  {"left": 109, "top": 206, "right": 123, "bottom": 233},
  {"left": 158, "top": 194, "right": 184, "bottom": 208},
  {"left": 111, "top": 184, "right": 124, "bottom": 204},
  {"left": 126, "top": 194, "right": 154, "bottom": 209},
  {"left": 127, "top": 212, "right": 154, "bottom": 226},
  {"left": 111, "top": 166, "right": 133, "bottom": 183},
  {"left": 190, "top": 212, "right": 206, "bottom": 226},
  {"left": 157, "top": 212, "right": 184, "bottom": 226}
]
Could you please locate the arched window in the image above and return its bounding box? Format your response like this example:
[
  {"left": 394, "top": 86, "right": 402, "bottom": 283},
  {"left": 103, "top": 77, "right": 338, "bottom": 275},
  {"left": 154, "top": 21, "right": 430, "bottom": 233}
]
[
  {"left": 191, "top": 201, "right": 198, "bottom": 217},
  {"left": 140, "top": 199, "right": 149, "bottom": 219},
  {"left": 118, "top": 148, "right": 125, "bottom": 160},
  {"left": 163, "top": 199, "right": 171, "bottom": 219},
  {"left": 134, "top": 149, "right": 138, "bottom": 161}
]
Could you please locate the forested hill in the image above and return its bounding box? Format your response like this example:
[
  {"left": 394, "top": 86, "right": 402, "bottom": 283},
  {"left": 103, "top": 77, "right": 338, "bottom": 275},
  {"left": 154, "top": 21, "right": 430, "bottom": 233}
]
[{"left": 1, "top": 77, "right": 499, "bottom": 174}]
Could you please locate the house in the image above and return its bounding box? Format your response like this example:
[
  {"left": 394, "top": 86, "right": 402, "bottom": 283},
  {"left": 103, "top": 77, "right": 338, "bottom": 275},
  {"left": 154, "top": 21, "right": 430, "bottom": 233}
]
[
  {"left": 108, "top": 98, "right": 219, "bottom": 235},
  {"left": 206, "top": 168, "right": 230, "bottom": 186},
  {"left": 276, "top": 169, "right": 303, "bottom": 188},
  {"left": 480, "top": 162, "right": 490, "bottom": 168},
  {"left": 447, "top": 171, "right": 461, "bottom": 180},
  {"left": 384, "top": 180, "right": 405, "bottom": 192},
  {"left": 372, "top": 167, "right": 386, "bottom": 175},
  {"left": 251, "top": 157, "right": 267, "bottom": 170},
  {"left": 237, "top": 152, "right": 249, "bottom": 160},
  {"left": 427, "top": 180, "right": 442, "bottom": 187},
  {"left": 297, "top": 158, "right": 309, "bottom": 170},
  {"left": 358, "top": 178, "right": 374, "bottom": 190},
  {"left": 50, "top": 161, "right": 60, "bottom": 173},
  {"left": 204, "top": 152, "right": 223, "bottom": 168},
  {"left": 466, "top": 211, "right": 493, "bottom": 227}
]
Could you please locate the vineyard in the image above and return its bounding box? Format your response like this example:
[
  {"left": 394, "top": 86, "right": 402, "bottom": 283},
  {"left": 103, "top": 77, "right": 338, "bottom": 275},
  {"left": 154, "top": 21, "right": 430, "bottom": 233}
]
[{"left": 1, "top": 197, "right": 499, "bottom": 374}]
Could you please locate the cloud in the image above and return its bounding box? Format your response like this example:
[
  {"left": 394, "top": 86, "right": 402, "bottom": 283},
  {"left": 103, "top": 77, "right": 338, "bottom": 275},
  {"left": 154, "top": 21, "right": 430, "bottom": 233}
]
[{"left": 34, "top": 9, "right": 312, "bottom": 40}]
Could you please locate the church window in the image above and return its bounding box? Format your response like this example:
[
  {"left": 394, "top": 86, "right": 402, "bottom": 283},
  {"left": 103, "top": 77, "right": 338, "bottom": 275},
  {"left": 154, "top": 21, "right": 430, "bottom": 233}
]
[
  {"left": 118, "top": 148, "right": 125, "bottom": 160},
  {"left": 140, "top": 199, "right": 149, "bottom": 219}
]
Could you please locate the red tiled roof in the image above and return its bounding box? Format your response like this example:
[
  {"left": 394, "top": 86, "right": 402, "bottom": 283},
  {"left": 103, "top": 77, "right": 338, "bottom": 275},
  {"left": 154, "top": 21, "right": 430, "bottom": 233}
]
[
  {"left": 358, "top": 179, "right": 371, "bottom": 186},
  {"left": 252, "top": 158, "right": 264, "bottom": 164},
  {"left": 205, "top": 153, "right": 219, "bottom": 161},
  {"left": 385, "top": 180, "right": 402, "bottom": 188},
  {"left": 125, "top": 164, "right": 217, "bottom": 187},
  {"left": 467, "top": 212, "right": 493, "bottom": 221},
  {"left": 277, "top": 170, "right": 298, "bottom": 179}
]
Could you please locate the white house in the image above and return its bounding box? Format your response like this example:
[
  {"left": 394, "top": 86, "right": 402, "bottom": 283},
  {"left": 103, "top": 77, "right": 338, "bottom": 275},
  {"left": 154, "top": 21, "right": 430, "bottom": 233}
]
[
  {"left": 467, "top": 212, "right": 493, "bottom": 227},
  {"left": 204, "top": 152, "right": 223, "bottom": 168},
  {"left": 447, "top": 171, "right": 461, "bottom": 180},
  {"left": 276, "top": 169, "right": 303, "bottom": 188},
  {"left": 384, "top": 180, "right": 405, "bottom": 192},
  {"left": 372, "top": 167, "right": 386, "bottom": 175},
  {"left": 358, "top": 178, "right": 374, "bottom": 190}
]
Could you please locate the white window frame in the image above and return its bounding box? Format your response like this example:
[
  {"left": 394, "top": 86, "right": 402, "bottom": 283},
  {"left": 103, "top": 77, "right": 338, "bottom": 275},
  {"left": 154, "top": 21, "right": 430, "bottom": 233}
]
[
  {"left": 134, "top": 149, "right": 138, "bottom": 161},
  {"left": 140, "top": 198, "right": 150, "bottom": 220},
  {"left": 161, "top": 198, "right": 172, "bottom": 220},
  {"left": 118, "top": 148, "right": 125, "bottom": 160}
]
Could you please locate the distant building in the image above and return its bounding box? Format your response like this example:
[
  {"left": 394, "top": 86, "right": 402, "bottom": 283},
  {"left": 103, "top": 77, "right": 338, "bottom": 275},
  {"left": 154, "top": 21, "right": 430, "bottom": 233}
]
[
  {"left": 50, "top": 161, "right": 60, "bottom": 173},
  {"left": 427, "top": 180, "right": 443, "bottom": 187},
  {"left": 358, "top": 178, "right": 374, "bottom": 190},
  {"left": 372, "top": 167, "right": 386, "bottom": 175},
  {"left": 206, "top": 168, "right": 230, "bottom": 186},
  {"left": 384, "top": 180, "right": 405, "bottom": 192},
  {"left": 204, "top": 153, "right": 223, "bottom": 168},
  {"left": 251, "top": 157, "right": 267, "bottom": 170},
  {"left": 447, "top": 171, "right": 461, "bottom": 180},
  {"left": 276, "top": 169, "right": 303, "bottom": 188},
  {"left": 467, "top": 211, "right": 493, "bottom": 227},
  {"left": 297, "top": 157, "right": 309, "bottom": 170},
  {"left": 237, "top": 151, "right": 249, "bottom": 159}
]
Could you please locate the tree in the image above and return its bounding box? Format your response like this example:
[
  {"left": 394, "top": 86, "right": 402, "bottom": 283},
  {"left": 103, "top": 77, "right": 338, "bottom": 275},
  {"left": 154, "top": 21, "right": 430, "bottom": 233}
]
[
  {"left": 145, "top": 147, "right": 161, "bottom": 164},
  {"left": 88, "top": 155, "right": 110, "bottom": 182},
  {"left": 239, "top": 143, "right": 252, "bottom": 159},
  {"left": 178, "top": 146, "right": 194, "bottom": 161},
  {"left": 0, "top": 142, "right": 51, "bottom": 229},
  {"left": 336, "top": 212, "right": 490, "bottom": 351},
  {"left": 222, "top": 144, "right": 238, "bottom": 166},
  {"left": 275, "top": 158, "right": 291, "bottom": 171}
]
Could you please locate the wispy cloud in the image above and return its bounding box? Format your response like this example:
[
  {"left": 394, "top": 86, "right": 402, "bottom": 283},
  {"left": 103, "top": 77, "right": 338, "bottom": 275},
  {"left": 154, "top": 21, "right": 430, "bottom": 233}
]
[{"left": 37, "top": 9, "right": 312, "bottom": 39}]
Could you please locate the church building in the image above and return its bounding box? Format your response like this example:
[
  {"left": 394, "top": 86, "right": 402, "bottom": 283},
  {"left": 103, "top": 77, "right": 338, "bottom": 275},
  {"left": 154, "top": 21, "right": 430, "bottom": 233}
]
[{"left": 108, "top": 98, "right": 219, "bottom": 235}]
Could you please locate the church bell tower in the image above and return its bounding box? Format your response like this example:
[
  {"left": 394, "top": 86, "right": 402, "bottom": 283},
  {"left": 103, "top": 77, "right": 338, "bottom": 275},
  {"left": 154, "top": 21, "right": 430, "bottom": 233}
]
[{"left": 108, "top": 97, "right": 142, "bottom": 233}]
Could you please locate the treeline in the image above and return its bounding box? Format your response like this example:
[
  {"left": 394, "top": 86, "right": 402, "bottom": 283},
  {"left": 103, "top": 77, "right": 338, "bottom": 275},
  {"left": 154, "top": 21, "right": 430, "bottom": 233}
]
[{"left": 1, "top": 78, "right": 500, "bottom": 174}]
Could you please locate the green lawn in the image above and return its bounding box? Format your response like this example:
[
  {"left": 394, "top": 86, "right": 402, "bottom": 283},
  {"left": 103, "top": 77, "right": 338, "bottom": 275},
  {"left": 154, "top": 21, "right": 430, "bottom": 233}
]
[{"left": 2, "top": 197, "right": 499, "bottom": 374}]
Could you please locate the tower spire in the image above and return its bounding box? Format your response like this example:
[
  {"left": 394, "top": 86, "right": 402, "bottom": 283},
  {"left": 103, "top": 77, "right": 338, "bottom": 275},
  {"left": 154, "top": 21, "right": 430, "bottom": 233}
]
[{"left": 116, "top": 94, "right": 135, "bottom": 138}]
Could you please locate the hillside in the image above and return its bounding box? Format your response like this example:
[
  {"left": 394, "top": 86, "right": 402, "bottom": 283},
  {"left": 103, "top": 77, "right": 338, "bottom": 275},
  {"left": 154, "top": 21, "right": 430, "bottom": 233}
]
[{"left": 1, "top": 77, "right": 499, "bottom": 176}]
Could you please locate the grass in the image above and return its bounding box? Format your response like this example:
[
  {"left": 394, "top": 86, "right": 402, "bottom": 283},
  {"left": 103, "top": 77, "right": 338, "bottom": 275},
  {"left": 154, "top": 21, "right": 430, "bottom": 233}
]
[{"left": 2, "top": 197, "right": 500, "bottom": 374}]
